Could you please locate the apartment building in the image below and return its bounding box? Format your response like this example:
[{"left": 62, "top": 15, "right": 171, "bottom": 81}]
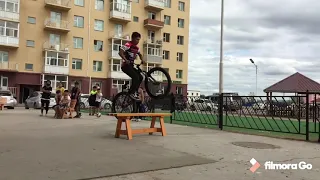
[{"left": 0, "top": 0, "right": 190, "bottom": 103}]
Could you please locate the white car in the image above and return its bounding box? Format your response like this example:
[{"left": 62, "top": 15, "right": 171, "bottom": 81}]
[
  {"left": 79, "top": 94, "right": 112, "bottom": 110},
  {"left": 0, "top": 90, "right": 17, "bottom": 109},
  {"left": 25, "top": 91, "right": 56, "bottom": 109},
  {"left": 189, "top": 99, "right": 218, "bottom": 112}
]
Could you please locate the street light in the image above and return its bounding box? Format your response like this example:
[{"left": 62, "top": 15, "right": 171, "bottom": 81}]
[
  {"left": 249, "top": 59, "right": 258, "bottom": 96},
  {"left": 219, "top": 0, "right": 224, "bottom": 94}
]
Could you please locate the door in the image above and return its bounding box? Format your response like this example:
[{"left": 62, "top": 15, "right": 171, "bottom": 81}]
[
  {"left": 50, "top": 11, "right": 62, "bottom": 27},
  {"left": 114, "top": 24, "right": 123, "bottom": 37},
  {"left": 148, "top": 30, "right": 155, "bottom": 43},
  {"left": 0, "top": 76, "right": 8, "bottom": 90},
  {"left": 49, "top": 34, "right": 61, "bottom": 46}
]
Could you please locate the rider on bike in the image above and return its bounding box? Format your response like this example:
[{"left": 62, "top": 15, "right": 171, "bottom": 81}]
[{"left": 119, "top": 32, "right": 146, "bottom": 100}]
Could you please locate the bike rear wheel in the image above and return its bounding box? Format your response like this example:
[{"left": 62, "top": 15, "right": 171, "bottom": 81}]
[
  {"left": 145, "top": 67, "right": 172, "bottom": 99},
  {"left": 111, "top": 92, "right": 137, "bottom": 119}
]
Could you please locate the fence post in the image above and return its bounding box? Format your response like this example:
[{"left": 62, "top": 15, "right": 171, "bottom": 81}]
[
  {"left": 218, "top": 93, "right": 223, "bottom": 130},
  {"left": 306, "top": 90, "right": 309, "bottom": 141}
]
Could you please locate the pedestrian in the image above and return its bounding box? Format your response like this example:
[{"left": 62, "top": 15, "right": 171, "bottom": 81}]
[
  {"left": 70, "top": 81, "right": 81, "bottom": 118},
  {"left": 40, "top": 80, "right": 52, "bottom": 116},
  {"left": 95, "top": 88, "right": 103, "bottom": 117}
]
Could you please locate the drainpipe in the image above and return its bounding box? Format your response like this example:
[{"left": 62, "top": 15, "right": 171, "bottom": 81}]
[{"left": 86, "top": 0, "right": 92, "bottom": 93}]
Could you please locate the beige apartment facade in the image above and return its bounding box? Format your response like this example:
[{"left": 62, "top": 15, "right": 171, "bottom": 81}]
[{"left": 0, "top": 0, "right": 189, "bottom": 103}]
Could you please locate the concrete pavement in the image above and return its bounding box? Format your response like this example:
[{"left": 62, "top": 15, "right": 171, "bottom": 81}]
[{"left": 0, "top": 108, "right": 319, "bottom": 180}]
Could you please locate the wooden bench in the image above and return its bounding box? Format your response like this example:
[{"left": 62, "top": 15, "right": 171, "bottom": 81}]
[{"left": 108, "top": 113, "right": 171, "bottom": 140}]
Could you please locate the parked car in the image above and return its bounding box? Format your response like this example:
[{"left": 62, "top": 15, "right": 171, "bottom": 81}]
[
  {"left": 0, "top": 90, "right": 17, "bottom": 109},
  {"left": 79, "top": 94, "right": 112, "bottom": 110},
  {"left": 190, "top": 99, "right": 218, "bottom": 112},
  {"left": 25, "top": 91, "right": 56, "bottom": 109}
]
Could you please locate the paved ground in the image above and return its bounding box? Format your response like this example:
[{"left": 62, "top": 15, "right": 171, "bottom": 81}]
[{"left": 0, "top": 108, "right": 319, "bottom": 180}]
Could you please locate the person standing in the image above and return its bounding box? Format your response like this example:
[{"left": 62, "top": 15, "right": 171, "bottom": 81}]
[
  {"left": 71, "top": 81, "right": 81, "bottom": 118},
  {"left": 41, "top": 80, "right": 52, "bottom": 116},
  {"left": 95, "top": 88, "right": 103, "bottom": 117},
  {"left": 89, "top": 86, "right": 97, "bottom": 116},
  {"left": 56, "top": 82, "right": 65, "bottom": 94},
  {"left": 133, "top": 86, "right": 145, "bottom": 122}
]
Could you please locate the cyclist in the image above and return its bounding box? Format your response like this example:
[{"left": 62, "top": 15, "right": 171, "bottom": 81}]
[{"left": 119, "top": 32, "right": 146, "bottom": 99}]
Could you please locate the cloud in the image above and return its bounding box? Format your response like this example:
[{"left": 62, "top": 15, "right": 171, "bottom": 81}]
[{"left": 188, "top": 0, "right": 320, "bottom": 95}]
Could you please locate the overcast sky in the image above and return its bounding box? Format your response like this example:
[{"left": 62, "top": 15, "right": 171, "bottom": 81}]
[{"left": 188, "top": 0, "right": 320, "bottom": 95}]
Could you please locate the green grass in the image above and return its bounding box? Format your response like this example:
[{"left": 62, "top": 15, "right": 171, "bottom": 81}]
[{"left": 81, "top": 109, "right": 320, "bottom": 142}]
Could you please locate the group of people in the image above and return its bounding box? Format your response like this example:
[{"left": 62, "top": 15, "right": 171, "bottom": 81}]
[{"left": 88, "top": 85, "right": 103, "bottom": 117}]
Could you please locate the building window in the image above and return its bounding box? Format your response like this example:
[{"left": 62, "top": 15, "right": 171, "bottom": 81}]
[
  {"left": 94, "top": 40, "right": 103, "bottom": 51},
  {"left": 177, "top": 52, "right": 183, "bottom": 61},
  {"left": 25, "top": 63, "right": 33, "bottom": 71},
  {"left": 176, "top": 87, "right": 183, "bottom": 94},
  {"left": 164, "top": 15, "right": 171, "bottom": 25},
  {"left": 93, "top": 61, "right": 102, "bottom": 71},
  {"left": 73, "top": 37, "right": 83, "bottom": 49},
  {"left": 178, "top": 1, "right": 185, "bottom": 11},
  {"left": 95, "top": 0, "right": 104, "bottom": 11},
  {"left": 94, "top": 19, "right": 104, "bottom": 31},
  {"left": 112, "top": 79, "right": 130, "bottom": 92},
  {"left": 176, "top": 69, "right": 183, "bottom": 79},
  {"left": 133, "top": 16, "right": 139, "bottom": 22},
  {"left": 164, "top": 0, "right": 171, "bottom": 7},
  {"left": 163, "top": 33, "right": 170, "bottom": 42},
  {"left": 27, "top": 17, "right": 36, "bottom": 24},
  {"left": 0, "top": 51, "right": 8, "bottom": 63},
  {"left": 74, "top": 0, "right": 84, "bottom": 6},
  {"left": 74, "top": 16, "right": 84, "bottom": 28},
  {"left": 43, "top": 75, "right": 68, "bottom": 90},
  {"left": 163, "top": 50, "right": 170, "bottom": 60},
  {"left": 26, "top": 40, "right": 35, "bottom": 47},
  {"left": 177, "top": 35, "right": 184, "bottom": 45},
  {"left": 148, "top": 12, "right": 156, "bottom": 19},
  {"left": 0, "top": 0, "right": 19, "bottom": 13},
  {"left": 72, "top": 58, "right": 82, "bottom": 70},
  {"left": 0, "top": 20, "right": 19, "bottom": 38},
  {"left": 178, "top": 18, "right": 184, "bottom": 28},
  {"left": 111, "top": 59, "right": 121, "bottom": 71},
  {"left": 45, "top": 52, "right": 68, "bottom": 67}
]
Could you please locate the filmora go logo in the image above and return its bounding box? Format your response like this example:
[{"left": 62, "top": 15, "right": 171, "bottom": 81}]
[{"left": 250, "top": 158, "right": 261, "bottom": 173}]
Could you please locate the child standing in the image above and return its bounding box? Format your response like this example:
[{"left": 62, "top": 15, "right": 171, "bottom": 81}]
[{"left": 95, "top": 88, "right": 103, "bottom": 117}]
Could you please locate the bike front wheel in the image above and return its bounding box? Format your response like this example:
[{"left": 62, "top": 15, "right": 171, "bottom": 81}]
[
  {"left": 111, "top": 92, "right": 137, "bottom": 119},
  {"left": 145, "top": 67, "right": 172, "bottom": 99}
]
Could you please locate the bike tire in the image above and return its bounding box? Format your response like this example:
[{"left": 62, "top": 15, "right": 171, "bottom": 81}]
[
  {"left": 111, "top": 92, "right": 137, "bottom": 119},
  {"left": 145, "top": 67, "right": 172, "bottom": 99}
]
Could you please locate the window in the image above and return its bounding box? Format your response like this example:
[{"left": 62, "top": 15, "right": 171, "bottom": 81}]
[
  {"left": 163, "top": 50, "right": 170, "bottom": 60},
  {"left": 114, "top": 24, "right": 123, "bottom": 36},
  {"left": 148, "top": 12, "right": 156, "bottom": 19},
  {"left": 72, "top": 59, "right": 82, "bottom": 70},
  {"left": 49, "top": 34, "right": 60, "bottom": 45},
  {"left": 26, "top": 40, "right": 35, "bottom": 47},
  {"left": 163, "top": 33, "right": 170, "bottom": 42},
  {"left": 74, "top": 0, "right": 84, "bottom": 6},
  {"left": 178, "top": 18, "right": 184, "bottom": 28},
  {"left": 147, "top": 47, "right": 161, "bottom": 56},
  {"left": 176, "top": 87, "right": 183, "bottom": 94},
  {"left": 45, "top": 52, "right": 68, "bottom": 67},
  {"left": 27, "top": 17, "right": 36, "bottom": 24},
  {"left": 25, "top": 63, "right": 33, "bottom": 70},
  {"left": 164, "top": 0, "right": 171, "bottom": 7},
  {"left": 112, "top": 79, "right": 130, "bottom": 92},
  {"left": 133, "top": 16, "right": 139, "bottom": 22},
  {"left": 176, "top": 70, "right": 183, "bottom": 79},
  {"left": 164, "top": 15, "right": 171, "bottom": 25},
  {"left": 111, "top": 59, "right": 121, "bottom": 71},
  {"left": 177, "top": 35, "right": 184, "bottom": 45},
  {"left": 0, "top": 20, "right": 19, "bottom": 38},
  {"left": 74, "top": 16, "right": 84, "bottom": 28},
  {"left": 73, "top": 37, "right": 83, "bottom": 49},
  {"left": 93, "top": 61, "right": 102, "bottom": 71},
  {"left": 95, "top": 0, "right": 104, "bottom": 11},
  {"left": 0, "top": 0, "right": 19, "bottom": 13},
  {"left": 94, "top": 19, "right": 104, "bottom": 31},
  {"left": 177, "top": 52, "right": 183, "bottom": 61},
  {"left": 94, "top": 40, "right": 103, "bottom": 51},
  {"left": 0, "top": 51, "right": 8, "bottom": 63},
  {"left": 178, "top": 1, "right": 185, "bottom": 11}
]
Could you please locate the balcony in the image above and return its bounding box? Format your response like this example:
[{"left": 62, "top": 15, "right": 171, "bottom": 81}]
[
  {"left": 45, "top": 0, "right": 71, "bottom": 11},
  {"left": 145, "top": 0, "right": 165, "bottom": 11},
  {"left": 144, "top": 19, "right": 164, "bottom": 29},
  {"left": 0, "top": 11, "right": 19, "bottom": 22},
  {"left": 44, "top": 57, "right": 69, "bottom": 75},
  {"left": 0, "top": 36, "right": 19, "bottom": 48},
  {"left": 109, "top": 61, "right": 130, "bottom": 79},
  {"left": 43, "top": 41, "right": 70, "bottom": 53},
  {"left": 144, "top": 46, "right": 162, "bottom": 64},
  {"left": 108, "top": 31, "right": 130, "bottom": 40},
  {"left": 0, "top": 61, "right": 18, "bottom": 71},
  {"left": 44, "top": 18, "right": 70, "bottom": 32},
  {"left": 109, "top": 2, "right": 131, "bottom": 22},
  {"left": 144, "top": 54, "right": 162, "bottom": 64}
]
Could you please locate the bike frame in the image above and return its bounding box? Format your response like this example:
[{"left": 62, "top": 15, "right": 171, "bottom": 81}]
[{"left": 135, "top": 64, "right": 158, "bottom": 84}]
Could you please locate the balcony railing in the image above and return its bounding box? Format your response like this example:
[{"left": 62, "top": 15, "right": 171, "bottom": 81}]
[
  {"left": 109, "top": 2, "right": 131, "bottom": 22},
  {"left": 43, "top": 41, "right": 70, "bottom": 52},
  {"left": 0, "top": 10, "right": 19, "bottom": 21},
  {"left": 0, "top": 36, "right": 19, "bottom": 47},
  {"left": 45, "top": 0, "right": 71, "bottom": 10},
  {"left": 144, "top": 19, "right": 164, "bottom": 29},
  {"left": 145, "top": 0, "right": 165, "bottom": 10},
  {"left": 0, "top": 61, "right": 18, "bottom": 71},
  {"left": 108, "top": 31, "right": 131, "bottom": 40},
  {"left": 144, "top": 37, "right": 163, "bottom": 45},
  {"left": 44, "top": 18, "right": 70, "bottom": 31},
  {"left": 44, "top": 57, "right": 69, "bottom": 74}
]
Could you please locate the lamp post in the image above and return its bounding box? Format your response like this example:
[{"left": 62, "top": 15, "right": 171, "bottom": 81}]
[
  {"left": 219, "top": 0, "right": 224, "bottom": 94},
  {"left": 249, "top": 59, "right": 258, "bottom": 96}
]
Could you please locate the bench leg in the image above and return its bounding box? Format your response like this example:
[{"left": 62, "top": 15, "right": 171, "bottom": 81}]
[
  {"left": 159, "top": 116, "right": 167, "bottom": 136},
  {"left": 115, "top": 118, "right": 123, "bottom": 138},
  {"left": 125, "top": 118, "right": 133, "bottom": 140},
  {"left": 149, "top": 116, "right": 156, "bottom": 135}
]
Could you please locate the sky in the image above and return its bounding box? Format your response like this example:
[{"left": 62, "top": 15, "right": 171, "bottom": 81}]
[{"left": 187, "top": 0, "right": 320, "bottom": 95}]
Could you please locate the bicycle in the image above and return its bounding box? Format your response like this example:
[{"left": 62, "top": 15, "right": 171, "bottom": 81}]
[{"left": 111, "top": 63, "right": 172, "bottom": 115}]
